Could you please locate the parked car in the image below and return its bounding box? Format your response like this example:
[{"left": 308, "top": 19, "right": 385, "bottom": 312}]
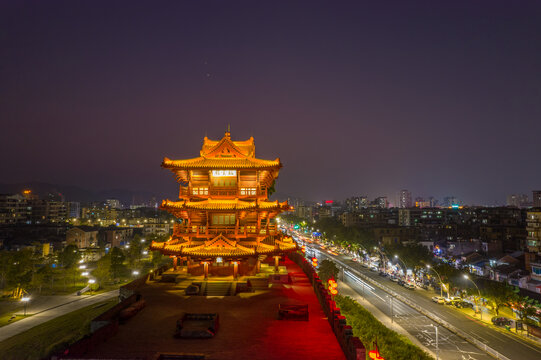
[
  {"left": 432, "top": 296, "right": 445, "bottom": 304},
  {"left": 491, "top": 317, "right": 512, "bottom": 326},
  {"left": 397, "top": 279, "right": 405, "bottom": 286},
  {"left": 454, "top": 301, "right": 474, "bottom": 309},
  {"left": 391, "top": 277, "right": 399, "bottom": 282},
  {"left": 444, "top": 297, "right": 462, "bottom": 305},
  {"left": 405, "top": 283, "right": 415, "bottom": 290}
]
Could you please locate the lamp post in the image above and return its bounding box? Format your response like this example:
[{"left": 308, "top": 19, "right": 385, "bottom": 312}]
[
  {"left": 426, "top": 265, "right": 444, "bottom": 298},
  {"left": 464, "top": 275, "right": 482, "bottom": 320},
  {"left": 88, "top": 279, "right": 96, "bottom": 295},
  {"left": 394, "top": 255, "right": 409, "bottom": 277},
  {"left": 431, "top": 324, "right": 439, "bottom": 360},
  {"left": 387, "top": 295, "right": 394, "bottom": 324},
  {"left": 374, "top": 247, "right": 387, "bottom": 272},
  {"left": 21, "top": 297, "right": 30, "bottom": 316}
]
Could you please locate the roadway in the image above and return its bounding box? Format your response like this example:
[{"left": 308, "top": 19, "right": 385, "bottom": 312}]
[
  {"left": 302, "top": 241, "right": 541, "bottom": 360},
  {"left": 0, "top": 290, "right": 118, "bottom": 343}
]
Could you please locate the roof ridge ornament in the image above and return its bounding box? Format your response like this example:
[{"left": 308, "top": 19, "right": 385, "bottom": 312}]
[{"left": 225, "top": 123, "right": 231, "bottom": 138}]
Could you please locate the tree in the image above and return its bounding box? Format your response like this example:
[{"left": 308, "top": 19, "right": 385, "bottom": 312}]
[
  {"left": 126, "top": 234, "right": 143, "bottom": 268},
  {"left": 110, "top": 247, "right": 126, "bottom": 280},
  {"left": 8, "top": 248, "right": 36, "bottom": 294},
  {"left": 509, "top": 288, "right": 541, "bottom": 325},
  {"left": 0, "top": 251, "right": 14, "bottom": 290},
  {"left": 58, "top": 245, "right": 79, "bottom": 268},
  {"left": 93, "top": 254, "right": 112, "bottom": 288},
  {"left": 151, "top": 250, "right": 167, "bottom": 267},
  {"left": 385, "top": 243, "right": 432, "bottom": 273},
  {"left": 483, "top": 281, "right": 515, "bottom": 316},
  {"left": 318, "top": 259, "right": 339, "bottom": 283}
]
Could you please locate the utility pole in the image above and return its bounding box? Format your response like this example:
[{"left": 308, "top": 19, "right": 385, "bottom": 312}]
[
  {"left": 388, "top": 296, "right": 394, "bottom": 324},
  {"left": 434, "top": 324, "right": 439, "bottom": 360}
]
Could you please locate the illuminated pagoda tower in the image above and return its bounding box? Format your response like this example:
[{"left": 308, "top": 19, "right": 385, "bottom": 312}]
[{"left": 150, "top": 128, "right": 296, "bottom": 277}]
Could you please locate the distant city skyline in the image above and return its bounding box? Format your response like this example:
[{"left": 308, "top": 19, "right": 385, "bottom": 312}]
[{"left": 1, "top": 1, "right": 540, "bottom": 205}]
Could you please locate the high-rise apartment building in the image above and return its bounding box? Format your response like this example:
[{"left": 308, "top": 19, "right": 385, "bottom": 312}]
[
  {"left": 533, "top": 190, "right": 541, "bottom": 208},
  {"left": 106, "top": 199, "right": 122, "bottom": 209},
  {"left": 0, "top": 194, "right": 28, "bottom": 224},
  {"left": 373, "top": 196, "right": 388, "bottom": 209},
  {"left": 507, "top": 194, "right": 529, "bottom": 208},
  {"left": 399, "top": 189, "right": 412, "bottom": 208}
]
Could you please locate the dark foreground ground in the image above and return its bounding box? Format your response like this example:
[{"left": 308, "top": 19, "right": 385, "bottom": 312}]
[{"left": 83, "top": 258, "right": 345, "bottom": 360}]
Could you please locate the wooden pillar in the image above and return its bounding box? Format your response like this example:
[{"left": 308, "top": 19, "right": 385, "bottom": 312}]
[
  {"left": 274, "top": 256, "right": 280, "bottom": 272},
  {"left": 233, "top": 261, "right": 239, "bottom": 280},
  {"left": 173, "top": 256, "right": 178, "bottom": 271},
  {"left": 204, "top": 262, "right": 209, "bottom": 280},
  {"left": 206, "top": 212, "right": 209, "bottom": 236},
  {"left": 256, "top": 258, "right": 261, "bottom": 273}
]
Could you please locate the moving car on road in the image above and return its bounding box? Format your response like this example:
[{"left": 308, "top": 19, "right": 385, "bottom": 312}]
[{"left": 431, "top": 296, "right": 445, "bottom": 304}]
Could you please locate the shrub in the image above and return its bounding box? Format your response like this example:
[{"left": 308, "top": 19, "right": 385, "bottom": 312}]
[{"left": 336, "top": 295, "right": 433, "bottom": 360}]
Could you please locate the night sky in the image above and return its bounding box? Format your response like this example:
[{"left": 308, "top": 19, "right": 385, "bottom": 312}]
[{"left": 1, "top": 1, "right": 540, "bottom": 205}]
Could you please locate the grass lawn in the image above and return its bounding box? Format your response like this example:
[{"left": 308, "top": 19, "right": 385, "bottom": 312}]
[
  {"left": 0, "top": 312, "right": 30, "bottom": 328},
  {"left": 0, "top": 300, "right": 26, "bottom": 327},
  {"left": 37, "top": 281, "right": 88, "bottom": 296},
  {"left": 0, "top": 299, "right": 117, "bottom": 360}
]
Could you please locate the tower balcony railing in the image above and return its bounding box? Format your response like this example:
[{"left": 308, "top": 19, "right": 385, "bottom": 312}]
[
  {"left": 172, "top": 224, "right": 279, "bottom": 236},
  {"left": 185, "top": 185, "right": 268, "bottom": 198}
]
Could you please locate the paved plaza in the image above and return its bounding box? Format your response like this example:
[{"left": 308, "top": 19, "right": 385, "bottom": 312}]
[{"left": 83, "top": 259, "right": 345, "bottom": 360}]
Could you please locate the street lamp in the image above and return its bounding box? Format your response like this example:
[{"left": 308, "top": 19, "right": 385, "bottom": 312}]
[
  {"left": 88, "top": 279, "right": 96, "bottom": 295},
  {"left": 21, "top": 297, "right": 30, "bottom": 316},
  {"left": 463, "top": 274, "right": 482, "bottom": 320},
  {"left": 431, "top": 324, "right": 439, "bottom": 360},
  {"left": 374, "top": 247, "right": 387, "bottom": 272},
  {"left": 394, "top": 255, "right": 409, "bottom": 276},
  {"left": 426, "top": 265, "right": 444, "bottom": 298}
]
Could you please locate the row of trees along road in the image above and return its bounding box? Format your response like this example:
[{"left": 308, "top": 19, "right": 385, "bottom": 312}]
[
  {"left": 284, "top": 216, "right": 540, "bottom": 326},
  {"left": 0, "top": 233, "right": 171, "bottom": 297}
]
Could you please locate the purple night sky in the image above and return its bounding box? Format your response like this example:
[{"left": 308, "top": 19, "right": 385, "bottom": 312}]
[{"left": 1, "top": 1, "right": 540, "bottom": 205}]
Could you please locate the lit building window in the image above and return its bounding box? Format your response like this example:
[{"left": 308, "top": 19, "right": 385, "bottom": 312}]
[
  {"left": 192, "top": 187, "right": 209, "bottom": 195},
  {"left": 240, "top": 187, "right": 257, "bottom": 196},
  {"left": 212, "top": 214, "right": 235, "bottom": 225},
  {"left": 213, "top": 178, "right": 237, "bottom": 187}
]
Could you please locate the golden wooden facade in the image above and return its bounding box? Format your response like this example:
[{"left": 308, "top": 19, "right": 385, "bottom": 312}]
[{"left": 150, "top": 130, "right": 296, "bottom": 260}]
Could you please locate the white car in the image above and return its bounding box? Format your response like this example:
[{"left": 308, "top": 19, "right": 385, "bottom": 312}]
[{"left": 432, "top": 296, "right": 445, "bottom": 304}]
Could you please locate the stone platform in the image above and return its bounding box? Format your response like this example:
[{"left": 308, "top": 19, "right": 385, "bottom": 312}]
[{"left": 80, "top": 259, "right": 345, "bottom": 360}]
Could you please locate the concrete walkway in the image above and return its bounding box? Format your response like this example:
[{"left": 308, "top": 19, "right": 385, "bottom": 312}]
[{"left": 0, "top": 290, "right": 118, "bottom": 343}]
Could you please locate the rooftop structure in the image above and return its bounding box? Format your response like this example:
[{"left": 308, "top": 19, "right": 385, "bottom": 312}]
[{"left": 150, "top": 129, "right": 296, "bottom": 274}]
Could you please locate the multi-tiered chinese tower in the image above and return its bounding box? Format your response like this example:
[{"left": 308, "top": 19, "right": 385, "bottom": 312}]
[{"left": 150, "top": 128, "right": 296, "bottom": 277}]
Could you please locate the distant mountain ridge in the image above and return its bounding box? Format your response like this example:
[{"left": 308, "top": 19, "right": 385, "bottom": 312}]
[{"left": 0, "top": 182, "right": 169, "bottom": 205}]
